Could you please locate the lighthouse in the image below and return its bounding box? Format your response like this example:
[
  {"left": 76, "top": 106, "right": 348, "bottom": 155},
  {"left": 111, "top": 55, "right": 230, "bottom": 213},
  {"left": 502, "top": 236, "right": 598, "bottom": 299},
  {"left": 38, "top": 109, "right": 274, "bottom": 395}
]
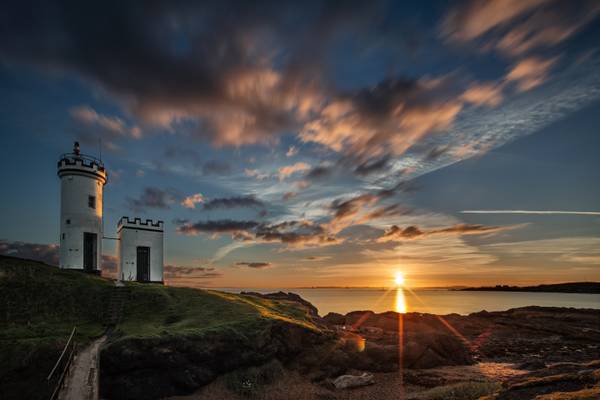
[{"left": 57, "top": 142, "right": 107, "bottom": 272}]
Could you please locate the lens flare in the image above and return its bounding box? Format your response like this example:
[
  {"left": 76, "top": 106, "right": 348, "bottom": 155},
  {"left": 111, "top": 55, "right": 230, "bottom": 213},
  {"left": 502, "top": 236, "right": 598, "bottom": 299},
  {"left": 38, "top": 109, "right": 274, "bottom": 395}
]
[{"left": 395, "top": 287, "right": 407, "bottom": 314}]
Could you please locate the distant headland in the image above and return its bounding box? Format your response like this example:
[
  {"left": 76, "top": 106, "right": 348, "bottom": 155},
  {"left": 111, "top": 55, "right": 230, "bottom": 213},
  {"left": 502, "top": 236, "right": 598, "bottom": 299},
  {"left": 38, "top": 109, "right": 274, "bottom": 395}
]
[{"left": 458, "top": 282, "right": 600, "bottom": 294}]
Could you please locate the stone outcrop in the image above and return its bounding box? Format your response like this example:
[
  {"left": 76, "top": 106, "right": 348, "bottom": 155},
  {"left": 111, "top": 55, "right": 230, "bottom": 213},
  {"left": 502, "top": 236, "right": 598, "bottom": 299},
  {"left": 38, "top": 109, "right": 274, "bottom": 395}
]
[
  {"left": 100, "top": 321, "right": 331, "bottom": 400},
  {"left": 332, "top": 372, "right": 374, "bottom": 389}
]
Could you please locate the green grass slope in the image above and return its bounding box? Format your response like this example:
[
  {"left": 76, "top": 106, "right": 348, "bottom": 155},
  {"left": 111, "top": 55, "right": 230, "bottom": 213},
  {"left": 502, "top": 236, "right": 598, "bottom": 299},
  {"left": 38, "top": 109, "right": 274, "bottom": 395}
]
[{"left": 0, "top": 256, "right": 319, "bottom": 400}]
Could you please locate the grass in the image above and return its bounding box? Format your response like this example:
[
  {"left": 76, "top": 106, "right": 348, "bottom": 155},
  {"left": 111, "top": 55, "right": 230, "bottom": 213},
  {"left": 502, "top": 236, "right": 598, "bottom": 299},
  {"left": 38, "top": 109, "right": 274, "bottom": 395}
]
[
  {"left": 113, "top": 281, "right": 318, "bottom": 340},
  {"left": 421, "top": 381, "right": 500, "bottom": 400},
  {"left": 224, "top": 359, "right": 285, "bottom": 397},
  {"left": 0, "top": 255, "right": 320, "bottom": 400}
]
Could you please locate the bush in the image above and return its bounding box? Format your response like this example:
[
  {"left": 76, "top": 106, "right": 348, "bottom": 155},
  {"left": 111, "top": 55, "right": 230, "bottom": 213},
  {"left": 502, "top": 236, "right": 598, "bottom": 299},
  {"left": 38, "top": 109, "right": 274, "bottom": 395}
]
[{"left": 224, "top": 360, "right": 285, "bottom": 397}]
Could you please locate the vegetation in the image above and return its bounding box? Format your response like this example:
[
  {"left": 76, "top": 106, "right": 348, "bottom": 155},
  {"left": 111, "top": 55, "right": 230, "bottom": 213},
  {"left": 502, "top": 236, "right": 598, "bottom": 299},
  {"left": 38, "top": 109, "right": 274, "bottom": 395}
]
[
  {"left": 421, "top": 381, "right": 500, "bottom": 400},
  {"left": 0, "top": 256, "right": 319, "bottom": 400},
  {"left": 115, "top": 282, "right": 318, "bottom": 340},
  {"left": 460, "top": 282, "right": 600, "bottom": 294},
  {"left": 224, "top": 359, "right": 285, "bottom": 397}
]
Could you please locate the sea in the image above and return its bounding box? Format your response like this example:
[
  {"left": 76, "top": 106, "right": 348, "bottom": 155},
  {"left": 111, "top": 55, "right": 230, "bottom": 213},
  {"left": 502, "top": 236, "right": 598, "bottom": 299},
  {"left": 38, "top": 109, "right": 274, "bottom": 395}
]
[{"left": 216, "top": 287, "right": 600, "bottom": 316}]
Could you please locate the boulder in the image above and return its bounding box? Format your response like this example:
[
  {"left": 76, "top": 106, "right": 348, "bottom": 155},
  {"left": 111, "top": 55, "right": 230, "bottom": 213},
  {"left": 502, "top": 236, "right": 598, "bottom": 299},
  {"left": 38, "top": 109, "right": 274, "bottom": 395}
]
[
  {"left": 333, "top": 372, "right": 375, "bottom": 389},
  {"left": 323, "top": 312, "right": 345, "bottom": 325}
]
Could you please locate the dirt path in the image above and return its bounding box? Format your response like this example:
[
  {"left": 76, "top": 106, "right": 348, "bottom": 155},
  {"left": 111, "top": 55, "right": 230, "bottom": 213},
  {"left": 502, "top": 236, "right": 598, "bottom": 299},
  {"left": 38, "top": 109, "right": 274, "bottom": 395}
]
[{"left": 59, "top": 335, "right": 107, "bottom": 400}]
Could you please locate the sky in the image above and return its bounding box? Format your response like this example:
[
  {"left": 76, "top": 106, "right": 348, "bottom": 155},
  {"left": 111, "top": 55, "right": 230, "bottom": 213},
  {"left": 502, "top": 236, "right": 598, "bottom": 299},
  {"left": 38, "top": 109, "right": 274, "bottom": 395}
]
[{"left": 1, "top": 0, "right": 599, "bottom": 288}]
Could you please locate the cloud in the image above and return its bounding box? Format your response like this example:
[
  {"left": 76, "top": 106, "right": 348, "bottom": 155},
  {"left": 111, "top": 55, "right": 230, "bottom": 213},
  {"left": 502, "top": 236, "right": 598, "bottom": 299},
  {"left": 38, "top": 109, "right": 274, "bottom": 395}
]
[
  {"left": 0, "top": 240, "right": 120, "bottom": 275},
  {"left": 329, "top": 194, "right": 379, "bottom": 229},
  {"left": 378, "top": 223, "right": 523, "bottom": 242},
  {"left": 175, "top": 218, "right": 340, "bottom": 248},
  {"left": 235, "top": 261, "right": 272, "bottom": 269},
  {"left": 282, "top": 192, "right": 297, "bottom": 201},
  {"left": 2, "top": 1, "right": 389, "bottom": 148},
  {"left": 175, "top": 219, "right": 260, "bottom": 236},
  {"left": 0, "top": 240, "right": 59, "bottom": 265},
  {"left": 505, "top": 56, "right": 558, "bottom": 91},
  {"left": 299, "top": 78, "right": 464, "bottom": 158},
  {"left": 181, "top": 193, "right": 205, "bottom": 209},
  {"left": 202, "top": 160, "right": 232, "bottom": 176},
  {"left": 278, "top": 162, "right": 311, "bottom": 181},
  {"left": 327, "top": 192, "right": 411, "bottom": 232},
  {"left": 101, "top": 254, "right": 118, "bottom": 279},
  {"left": 483, "top": 237, "right": 600, "bottom": 264},
  {"left": 302, "top": 255, "right": 332, "bottom": 262},
  {"left": 202, "top": 195, "right": 264, "bottom": 210},
  {"left": 245, "top": 168, "right": 270, "bottom": 180},
  {"left": 164, "top": 265, "right": 224, "bottom": 287},
  {"left": 353, "top": 155, "right": 390, "bottom": 176},
  {"left": 442, "top": 0, "right": 600, "bottom": 57},
  {"left": 461, "top": 210, "right": 600, "bottom": 216},
  {"left": 69, "top": 105, "right": 141, "bottom": 151},
  {"left": 441, "top": 0, "right": 546, "bottom": 42},
  {"left": 305, "top": 165, "right": 333, "bottom": 181},
  {"left": 254, "top": 220, "right": 339, "bottom": 248},
  {"left": 286, "top": 146, "right": 298, "bottom": 157},
  {"left": 164, "top": 264, "right": 222, "bottom": 278},
  {"left": 460, "top": 82, "right": 504, "bottom": 107},
  {"left": 127, "top": 187, "right": 179, "bottom": 212},
  {"left": 70, "top": 106, "right": 141, "bottom": 138}
]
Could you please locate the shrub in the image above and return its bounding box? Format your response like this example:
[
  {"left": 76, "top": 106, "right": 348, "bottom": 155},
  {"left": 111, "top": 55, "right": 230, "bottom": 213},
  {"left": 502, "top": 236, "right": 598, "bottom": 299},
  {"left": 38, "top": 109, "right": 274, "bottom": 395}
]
[{"left": 225, "top": 360, "right": 285, "bottom": 397}]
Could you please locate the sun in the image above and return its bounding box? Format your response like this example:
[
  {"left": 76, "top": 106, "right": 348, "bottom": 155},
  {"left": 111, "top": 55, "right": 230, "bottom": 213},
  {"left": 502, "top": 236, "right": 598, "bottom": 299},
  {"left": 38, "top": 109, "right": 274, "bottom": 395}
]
[{"left": 394, "top": 271, "right": 405, "bottom": 286}]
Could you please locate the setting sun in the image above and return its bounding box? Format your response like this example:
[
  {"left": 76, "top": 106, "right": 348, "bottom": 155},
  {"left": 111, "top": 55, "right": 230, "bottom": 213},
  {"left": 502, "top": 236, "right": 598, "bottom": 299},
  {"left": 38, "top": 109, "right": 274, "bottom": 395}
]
[{"left": 394, "top": 271, "right": 405, "bottom": 286}]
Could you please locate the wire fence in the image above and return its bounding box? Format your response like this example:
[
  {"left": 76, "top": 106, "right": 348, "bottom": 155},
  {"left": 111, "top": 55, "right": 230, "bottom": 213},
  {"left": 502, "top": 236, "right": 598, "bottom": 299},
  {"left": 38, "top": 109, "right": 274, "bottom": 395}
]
[{"left": 47, "top": 327, "right": 77, "bottom": 400}]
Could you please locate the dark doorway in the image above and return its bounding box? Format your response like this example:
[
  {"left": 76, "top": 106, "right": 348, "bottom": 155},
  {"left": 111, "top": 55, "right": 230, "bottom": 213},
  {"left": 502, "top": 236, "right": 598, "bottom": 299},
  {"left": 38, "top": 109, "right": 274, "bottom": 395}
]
[
  {"left": 83, "top": 232, "right": 97, "bottom": 271},
  {"left": 136, "top": 246, "right": 150, "bottom": 282}
]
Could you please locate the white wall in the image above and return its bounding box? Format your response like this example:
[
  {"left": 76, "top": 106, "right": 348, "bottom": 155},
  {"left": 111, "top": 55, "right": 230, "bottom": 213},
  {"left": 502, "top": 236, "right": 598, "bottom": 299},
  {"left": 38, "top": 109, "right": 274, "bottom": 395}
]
[
  {"left": 59, "top": 173, "right": 104, "bottom": 270},
  {"left": 118, "top": 221, "right": 164, "bottom": 282}
]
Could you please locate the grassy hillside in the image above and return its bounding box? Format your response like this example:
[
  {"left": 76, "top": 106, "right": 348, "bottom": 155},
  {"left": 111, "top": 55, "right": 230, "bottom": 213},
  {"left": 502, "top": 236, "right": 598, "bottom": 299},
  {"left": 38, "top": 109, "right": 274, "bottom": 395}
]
[{"left": 0, "top": 256, "right": 319, "bottom": 400}]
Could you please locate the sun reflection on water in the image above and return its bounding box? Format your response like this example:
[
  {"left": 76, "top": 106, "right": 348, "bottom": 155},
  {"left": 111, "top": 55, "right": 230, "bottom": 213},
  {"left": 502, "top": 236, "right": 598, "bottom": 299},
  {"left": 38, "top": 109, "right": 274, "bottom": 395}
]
[{"left": 395, "top": 287, "right": 407, "bottom": 314}]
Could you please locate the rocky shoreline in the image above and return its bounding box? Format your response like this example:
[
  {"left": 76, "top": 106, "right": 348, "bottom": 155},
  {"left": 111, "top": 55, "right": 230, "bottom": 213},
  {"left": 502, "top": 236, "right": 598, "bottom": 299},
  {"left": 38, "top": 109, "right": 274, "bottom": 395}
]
[{"left": 100, "top": 291, "right": 600, "bottom": 399}]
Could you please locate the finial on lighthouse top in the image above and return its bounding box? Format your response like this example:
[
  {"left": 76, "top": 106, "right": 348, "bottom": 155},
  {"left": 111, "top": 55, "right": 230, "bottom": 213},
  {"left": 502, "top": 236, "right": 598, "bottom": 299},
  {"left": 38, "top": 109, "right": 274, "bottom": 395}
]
[{"left": 57, "top": 141, "right": 107, "bottom": 184}]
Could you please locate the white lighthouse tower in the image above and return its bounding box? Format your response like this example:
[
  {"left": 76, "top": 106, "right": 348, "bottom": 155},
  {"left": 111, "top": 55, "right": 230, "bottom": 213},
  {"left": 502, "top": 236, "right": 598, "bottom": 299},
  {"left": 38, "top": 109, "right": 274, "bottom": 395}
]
[{"left": 57, "top": 142, "right": 107, "bottom": 272}]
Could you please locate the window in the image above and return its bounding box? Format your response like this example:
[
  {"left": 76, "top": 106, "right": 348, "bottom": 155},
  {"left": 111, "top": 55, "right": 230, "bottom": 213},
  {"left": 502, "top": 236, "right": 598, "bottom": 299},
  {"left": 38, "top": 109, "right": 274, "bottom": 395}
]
[
  {"left": 66, "top": 219, "right": 71, "bottom": 225},
  {"left": 62, "top": 233, "right": 65, "bottom": 240},
  {"left": 88, "top": 195, "right": 96, "bottom": 209}
]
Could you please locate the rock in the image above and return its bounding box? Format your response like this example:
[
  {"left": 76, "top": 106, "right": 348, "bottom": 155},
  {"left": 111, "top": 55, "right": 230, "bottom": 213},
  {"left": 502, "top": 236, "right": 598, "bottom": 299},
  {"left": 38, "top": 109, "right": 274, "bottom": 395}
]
[
  {"left": 517, "top": 360, "right": 546, "bottom": 370},
  {"left": 333, "top": 372, "right": 375, "bottom": 389},
  {"left": 323, "top": 312, "right": 345, "bottom": 325},
  {"left": 100, "top": 320, "right": 331, "bottom": 399},
  {"left": 315, "top": 391, "right": 336, "bottom": 400}
]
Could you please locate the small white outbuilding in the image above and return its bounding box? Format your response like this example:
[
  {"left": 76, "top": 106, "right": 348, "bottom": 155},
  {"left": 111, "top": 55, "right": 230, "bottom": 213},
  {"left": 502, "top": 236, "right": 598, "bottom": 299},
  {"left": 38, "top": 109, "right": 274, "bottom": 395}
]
[{"left": 117, "top": 217, "right": 164, "bottom": 283}]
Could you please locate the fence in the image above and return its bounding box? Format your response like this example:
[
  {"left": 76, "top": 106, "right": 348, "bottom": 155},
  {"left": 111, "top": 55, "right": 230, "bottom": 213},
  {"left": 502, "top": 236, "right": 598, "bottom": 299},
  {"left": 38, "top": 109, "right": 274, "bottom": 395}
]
[{"left": 47, "top": 327, "right": 77, "bottom": 400}]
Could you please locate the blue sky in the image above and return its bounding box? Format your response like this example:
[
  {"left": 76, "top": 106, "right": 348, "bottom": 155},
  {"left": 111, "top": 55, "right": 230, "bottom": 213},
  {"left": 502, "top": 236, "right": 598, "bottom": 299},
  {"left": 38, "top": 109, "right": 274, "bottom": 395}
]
[{"left": 1, "top": 0, "right": 599, "bottom": 287}]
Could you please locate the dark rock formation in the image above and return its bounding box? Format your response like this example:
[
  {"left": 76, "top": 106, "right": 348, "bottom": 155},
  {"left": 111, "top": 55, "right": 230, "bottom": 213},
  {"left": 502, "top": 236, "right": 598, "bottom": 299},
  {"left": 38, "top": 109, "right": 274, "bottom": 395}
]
[{"left": 100, "top": 321, "right": 331, "bottom": 400}]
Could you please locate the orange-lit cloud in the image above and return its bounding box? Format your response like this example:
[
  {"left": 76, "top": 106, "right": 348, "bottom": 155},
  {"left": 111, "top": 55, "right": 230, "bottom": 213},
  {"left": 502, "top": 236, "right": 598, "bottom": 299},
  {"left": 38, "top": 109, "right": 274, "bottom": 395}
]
[
  {"left": 181, "top": 193, "right": 205, "bottom": 209},
  {"left": 278, "top": 162, "right": 311, "bottom": 181},
  {"left": 378, "top": 223, "right": 524, "bottom": 242},
  {"left": 461, "top": 82, "right": 504, "bottom": 107},
  {"left": 300, "top": 78, "right": 464, "bottom": 157},
  {"left": 442, "top": 0, "right": 546, "bottom": 42},
  {"left": 505, "top": 56, "right": 558, "bottom": 91},
  {"left": 442, "top": 0, "right": 599, "bottom": 57}
]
